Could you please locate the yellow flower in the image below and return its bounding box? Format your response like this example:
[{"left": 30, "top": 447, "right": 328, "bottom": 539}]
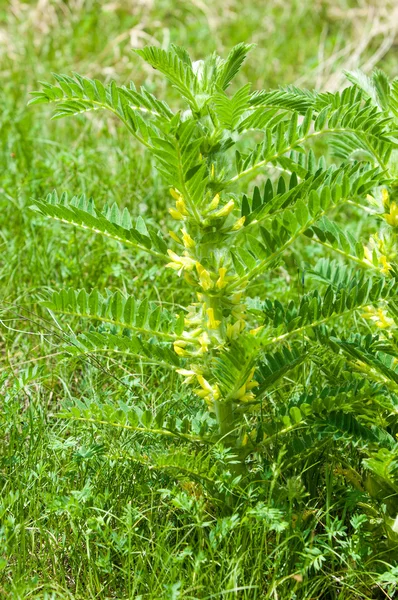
[
  {"left": 197, "top": 374, "right": 213, "bottom": 394},
  {"left": 206, "top": 307, "right": 221, "bottom": 329},
  {"left": 380, "top": 255, "right": 392, "bottom": 276},
  {"left": 176, "top": 368, "right": 196, "bottom": 384},
  {"left": 198, "top": 331, "right": 210, "bottom": 353},
  {"left": 166, "top": 249, "right": 196, "bottom": 273},
  {"left": 232, "top": 216, "right": 245, "bottom": 231},
  {"left": 382, "top": 188, "right": 389, "bottom": 208},
  {"left": 208, "top": 193, "right": 220, "bottom": 211},
  {"left": 181, "top": 228, "right": 195, "bottom": 249},
  {"left": 176, "top": 198, "right": 189, "bottom": 216},
  {"left": 216, "top": 267, "right": 228, "bottom": 289},
  {"left": 362, "top": 306, "right": 394, "bottom": 329},
  {"left": 250, "top": 325, "right": 264, "bottom": 336},
  {"left": 374, "top": 308, "right": 394, "bottom": 329},
  {"left": 194, "top": 377, "right": 220, "bottom": 402},
  {"left": 168, "top": 207, "right": 184, "bottom": 221},
  {"left": 213, "top": 199, "right": 235, "bottom": 218},
  {"left": 385, "top": 202, "right": 398, "bottom": 227},
  {"left": 194, "top": 388, "right": 211, "bottom": 398},
  {"left": 195, "top": 262, "right": 213, "bottom": 290},
  {"left": 173, "top": 340, "right": 189, "bottom": 356},
  {"left": 170, "top": 188, "right": 183, "bottom": 201}
]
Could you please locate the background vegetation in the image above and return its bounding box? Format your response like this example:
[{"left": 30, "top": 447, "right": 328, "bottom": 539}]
[{"left": 1, "top": 1, "right": 398, "bottom": 598}]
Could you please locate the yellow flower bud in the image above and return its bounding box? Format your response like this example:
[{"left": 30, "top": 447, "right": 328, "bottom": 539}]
[
  {"left": 176, "top": 368, "right": 196, "bottom": 384},
  {"left": 176, "top": 199, "right": 189, "bottom": 216},
  {"left": 250, "top": 325, "right": 264, "bottom": 336},
  {"left": 211, "top": 164, "right": 215, "bottom": 178},
  {"left": 379, "top": 255, "right": 392, "bottom": 275},
  {"left": 385, "top": 202, "right": 398, "bottom": 227},
  {"left": 246, "top": 380, "right": 259, "bottom": 390},
  {"left": 382, "top": 188, "right": 389, "bottom": 208},
  {"left": 216, "top": 267, "right": 228, "bottom": 289},
  {"left": 208, "top": 193, "right": 220, "bottom": 211},
  {"left": 198, "top": 331, "right": 210, "bottom": 353},
  {"left": 240, "top": 391, "right": 255, "bottom": 402},
  {"left": 232, "top": 216, "right": 245, "bottom": 231},
  {"left": 214, "top": 199, "right": 235, "bottom": 218},
  {"left": 170, "top": 188, "right": 183, "bottom": 201},
  {"left": 166, "top": 250, "right": 196, "bottom": 272},
  {"left": 195, "top": 262, "right": 213, "bottom": 290},
  {"left": 197, "top": 374, "right": 213, "bottom": 393},
  {"left": 181, "top": 228, "right": 195, "bottom": 249},
  {"left": 173, "top": 341, "right": 189, "bottom": 356},
  {"left": 234, "top": 384, "right": 247, "bottom": 400},
  {"left": 206, "top": 307, "right": 221, "bottom": 329},
  {"left": 194, "top": 388, "right": 211, "bottom": 398},
  {"left": 168, "top": 207, "right": 184, "bottom": 221}
]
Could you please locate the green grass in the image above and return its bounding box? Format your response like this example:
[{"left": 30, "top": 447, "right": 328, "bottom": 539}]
[{"left": 1, "top": 1, "right": 398, "bottom": 598}]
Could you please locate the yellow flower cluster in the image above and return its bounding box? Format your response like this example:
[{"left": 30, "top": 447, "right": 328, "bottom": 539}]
[
  {"left": 176, "top": 365, "right": 220, "bottom": 407},
  {"left": 230, "top": 367, "right": 259, "bottom": 403},
  {"left": 363, "top": 235, "right": 392, "bottom": 276},
  {"left": 385, "top": 202, "right": 398, "bottom": 228},
  {"left": 168, "top": 188, "right": 189, "bottom": 221},
  {"left": 362, "top": 306, "right": 395, "bottom": 329}
]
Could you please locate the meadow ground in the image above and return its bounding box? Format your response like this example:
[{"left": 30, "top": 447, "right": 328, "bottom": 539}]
[{"left": 1, "top": 1, "right": 398, "bottom": 598}]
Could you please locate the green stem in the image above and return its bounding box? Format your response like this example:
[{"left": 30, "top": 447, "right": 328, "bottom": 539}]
[{"left": 214, "top": 400, "right": 235, "bottom": 440}]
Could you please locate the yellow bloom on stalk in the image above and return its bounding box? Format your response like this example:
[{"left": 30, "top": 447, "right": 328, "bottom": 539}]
[
  {"left": 173, "top": 340, "right": 189, "bottom": 356},
  {"left": 232, "top": 216, "right": 245, "bottom": 231},
  {"left": 216, "top": 267, "right": 228, "bottom": 289},
  {"left": 194, "top": 375, "right": 220, "bottom": 402},
  {"left": 176, "top": 199, "right": 189, "bottom": 216},
  {"left": 176, "top": 368, "right": 196, "bottom": 384},
  {"left": 363, "top": 238, "right": 392, "bottom": 275},
  {"left": 382, "top": 188, "right": 389, "bottom": 208},
  {"left": 362, "top": 306, "right": 395, "bottom": 329},
  {"left": 181, "top": 228, "right": 195, "bottom": 249},
  {"left": 206, "top": 307, "right": 221, "bottom": 329},
  {"left": 363, "top": 245, "right": 375, "bottom": 264},
  {"left": 195, "top": 262, "right": 213, "bottom": 290},
  {"left": 380, "top": 255, "right": 392, "bottom": 276},
  {"left": 170, "top": 188, "right": 183, "bottom": 201},
  {"left": 213, "top": 199, "right": 235, "bottom": 218},
  {"left": 197, "top": 374, "right": 213, "bottom": 394},
  {"left": 166, "top": 249, "right": 196, "bottom": 273},
  {"left": 208, "top": 193, "right": 220, "bottom": 211},
  {"left": 168, "top": 207, "right": 185, "bottom": 221},
  {"left": 232, "top": 367, "right": 259, "bottom": 402},
  {"left": 385, "top": 202, "right": 398, "bottom": 227},
  {"left": 250, "top": 325, "right": 264, "bottom": 336},
  {"left": 198, "top": 331, "right": 210, "bottom": 353}
]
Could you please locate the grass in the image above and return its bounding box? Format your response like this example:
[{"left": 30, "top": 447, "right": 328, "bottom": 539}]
[{"left": 1, "top": 1, "right": 398, "bottom": 598}]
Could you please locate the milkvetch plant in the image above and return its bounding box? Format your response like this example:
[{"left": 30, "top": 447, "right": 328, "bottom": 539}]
[{"left": 30, "top": 46, "right": 398, "bottom": 506}]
